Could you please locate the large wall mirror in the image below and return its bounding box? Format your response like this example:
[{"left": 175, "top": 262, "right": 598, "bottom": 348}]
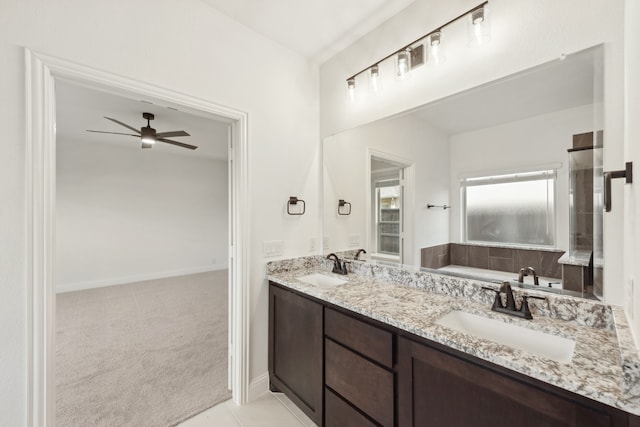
[{"left": 323, "top": 45, "right": 604, "bottom": 299}]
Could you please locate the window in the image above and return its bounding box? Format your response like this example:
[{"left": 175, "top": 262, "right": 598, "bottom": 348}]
[{"left": 461, "top": 170, "right": 556, "bottom": 247}]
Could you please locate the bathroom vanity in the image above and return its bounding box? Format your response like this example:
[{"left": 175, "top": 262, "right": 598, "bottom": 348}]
[{"left": 267, "top": 256, "right": 640, "bottom": 427}]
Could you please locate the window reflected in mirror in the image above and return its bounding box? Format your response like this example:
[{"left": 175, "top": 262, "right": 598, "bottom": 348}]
[{"left": 462, "top": 169, "right": 556, "bottom": 247}]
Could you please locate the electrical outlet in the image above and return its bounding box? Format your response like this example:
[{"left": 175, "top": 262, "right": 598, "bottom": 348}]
[
  {"left": 323, "top": 237, "right": 330, "bottom": 250},
  {"left": 349, "top": 234, "right": 360, "bottom": 247},
  {"left": 309, "top": 237, "right": 317, "bottom": 252},
  {"left": 263, "top": 240, "right": 284, "bottom": 258}
]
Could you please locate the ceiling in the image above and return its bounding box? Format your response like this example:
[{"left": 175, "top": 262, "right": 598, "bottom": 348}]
[
  {"left": 56, "top": 81, "right": 231, "bottom": 160},
  {"left": 199, "top": 0, "right": 416, "bottom": 61},
  {"left": 410, "top": 47, "right": 602, "bottom": 135}
]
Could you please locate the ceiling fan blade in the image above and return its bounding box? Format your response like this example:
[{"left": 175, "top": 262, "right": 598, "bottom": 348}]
[
  {"left": 155, "top": 130, "right": 190, "bottom": 138},
  {"left": 158, "top": 138, "right": 198, "bottom": 150},
  {"left": 86, "top": 130, "right": 139, "bottom": 137},
  {"left": 104, "top": 117, "right": 141, "bottom": 134}
]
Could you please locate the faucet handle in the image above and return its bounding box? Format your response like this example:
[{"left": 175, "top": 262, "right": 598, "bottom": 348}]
[
  {"left": 519, "top": 295, "right": 546, "bottom": 319},
  {"left": 499, "top": 281, "right": 516, "bottom": 310},
  {"left": 342, "top": 260, "right": 351, "bottom": 273},
  {"left": 481, "top": 287, "right": 503, "bottom": 310}
]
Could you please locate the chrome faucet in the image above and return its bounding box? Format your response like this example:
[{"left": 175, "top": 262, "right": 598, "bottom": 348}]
[
  {"left": 518, "top": 266, "right": 540, "bottom": 286},
  {"left": 326, "top": 253, "right": 349, "bottom": 275},
  {"left": 482, "top": 282, "right": 545, "bottom": 320}
]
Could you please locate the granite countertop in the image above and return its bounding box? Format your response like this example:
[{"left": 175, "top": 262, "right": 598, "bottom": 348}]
[{"left": 266, "top": 256, "right": 640, "bottom": 415}]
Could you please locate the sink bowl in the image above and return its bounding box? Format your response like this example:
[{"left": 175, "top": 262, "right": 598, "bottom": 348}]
[
  {"left": 296, "top": 273, "right": 348, "bottom": 288},
  {"left": 436, "top": 310, "right": 575, "bottom": 363}
]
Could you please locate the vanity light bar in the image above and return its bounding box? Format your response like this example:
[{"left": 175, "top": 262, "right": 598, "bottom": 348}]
[{"left": 345, "top": 1, "right": 489, "bottom": 98}]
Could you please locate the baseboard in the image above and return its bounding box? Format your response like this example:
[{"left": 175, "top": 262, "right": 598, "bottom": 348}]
[
  {"left": 56, "top": 264, "right": 228, "bottom": 293},
  {"left": 248, "top": 372, "right": 270, "bottom": 402}
]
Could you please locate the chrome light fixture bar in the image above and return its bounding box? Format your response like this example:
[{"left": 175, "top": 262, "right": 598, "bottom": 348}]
[{"left": 345, "top": 1, "right": 489, "bottom": 101}]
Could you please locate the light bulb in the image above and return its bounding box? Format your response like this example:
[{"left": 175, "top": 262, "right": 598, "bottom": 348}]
[
  {"left": 430, "top": 31, "right": 446, "bottom": 65},
  {"left": 468, "top": 6, "right": 491, "bottom": 47},
  {"left": 369, "top": 65, "right": 381, "bottom": 93},
  {"left": 346, "top": 78, "right": 356, "bottom": 104},
  {"left": 395, "top": 49, "right": 411, "bottom": 80},
  {"left": 140, "top": 127, "right": 156, "bottom": 144}
]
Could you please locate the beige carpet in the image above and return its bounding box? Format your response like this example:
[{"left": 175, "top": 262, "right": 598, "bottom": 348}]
[{"left": 55, "top": 270, "right": 231, "bottom": 427}]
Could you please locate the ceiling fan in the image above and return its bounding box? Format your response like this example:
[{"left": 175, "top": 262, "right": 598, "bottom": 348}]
[{"left": 86, "top": 112, "right": 197, "bottom": 150}]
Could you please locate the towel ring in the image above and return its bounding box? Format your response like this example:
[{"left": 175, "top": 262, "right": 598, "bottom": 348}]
[{"left": 287, "top": 196, "right": 306, "bottom": 215}]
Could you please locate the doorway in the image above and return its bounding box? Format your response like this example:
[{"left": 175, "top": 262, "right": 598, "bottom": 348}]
[
  {"left": 367, "top": 151, "right": 413, "bottom": 265},
  {"left": 54, "top": 79, "right": 233, "bottom": 425},
  {"left": 25, "top": 49, "right": 250, "bottom": 426},
  {"left": 371, "top": 159, "right": 404, "bottom": 262}
]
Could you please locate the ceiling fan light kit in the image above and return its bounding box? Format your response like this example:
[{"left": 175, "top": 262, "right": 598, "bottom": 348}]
[
  {"left": 86, "top": 112, "right": 197, "bottom": 150},
  {"left": 140, "top": 112, "right": 156, "bottom": 147}
]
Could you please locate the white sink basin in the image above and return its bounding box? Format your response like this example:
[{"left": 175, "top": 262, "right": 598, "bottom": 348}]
[
  {"left": 436, "top": 310, "right": 575, "bottom": 363},
  {"left": 296, "top": 273, "right": 348, "bottom": 288}
]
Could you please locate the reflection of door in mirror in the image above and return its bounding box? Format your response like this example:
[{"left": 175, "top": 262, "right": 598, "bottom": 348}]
[{"left": 371, "top": 157, "right": 405, "bottom": 262}]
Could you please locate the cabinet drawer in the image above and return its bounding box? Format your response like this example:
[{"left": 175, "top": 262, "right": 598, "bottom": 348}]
[
  {"left": 325, "top": 307, "right": 393, "bottom": 368},
  {"left": 325, "top": 388, "right": 377, "bottom": 427},
  {"left": 325, "top": 339, "right": 394, "bottom": 427}
]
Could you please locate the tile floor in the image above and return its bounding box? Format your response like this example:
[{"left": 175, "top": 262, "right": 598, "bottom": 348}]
[{"left": 178, "top": 392, "right": 316, "bottom": 427}]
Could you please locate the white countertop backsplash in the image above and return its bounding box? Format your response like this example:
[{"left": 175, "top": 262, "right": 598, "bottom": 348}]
[{"left": 266, "top": 255, "right": 640, "bottom": 415}]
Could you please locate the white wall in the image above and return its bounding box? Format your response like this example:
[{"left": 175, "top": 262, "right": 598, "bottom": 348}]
[
  {"left": 625, "top": 0, "right": 640, "bottom": 344},
  {"left": 324, "top": 113, "right": 450, "bottom": 265},
  {"left": 56, "top": 138, "right": 228, "bottom": 292},
  {"left": 0, "top": 0, "right": 319, "bottom": 424},
  {"left": 449, "top": 104, "right": 596, "bottom": 251},
  {"left": 319, "top": 0, "right": 625, "bottom": 305}
]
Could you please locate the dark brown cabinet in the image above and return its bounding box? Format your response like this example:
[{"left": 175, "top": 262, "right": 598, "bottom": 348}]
[
  {"left": 268, "top": 284, "right": 323, "bottom": 425},
  {"left": 398, "top": 336, "right": 629, "bottom": 427},
  {"left": 324, "top": 388, "right": 378, "bottom": 427},
  {"left": 324, "top": 307, "right": 393, "bottom": 368},
  {"left": 324, "top": 307, "right": 395, "bottom": 426},
  {"left": 325, "top": 337, "right": 394, "bottom": 426},
  {"left": 268, "top": 282, "right": 639, "bottom": 427}
]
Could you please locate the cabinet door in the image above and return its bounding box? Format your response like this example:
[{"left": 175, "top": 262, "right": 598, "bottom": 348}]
[
  {"left": 397, "top": 336, "right": 611, "bottom": 427},
  {"left": 268, "top": 284, "right": 323, "bottom": 425}
]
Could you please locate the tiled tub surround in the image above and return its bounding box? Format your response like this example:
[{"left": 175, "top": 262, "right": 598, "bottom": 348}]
[
  {"left": 266, "top": 256, "right": 640, "bottom": 415},
  {"left": 421, "top": 243, "right": 565, "bottom": 279}
]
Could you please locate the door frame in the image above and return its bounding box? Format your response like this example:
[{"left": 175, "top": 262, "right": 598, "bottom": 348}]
[
  {"left": 25, "top": 48, "right": 251, "bottom": 426},
  {"left": 366, "top": 148, "right": 415, "bottom": 265}
]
